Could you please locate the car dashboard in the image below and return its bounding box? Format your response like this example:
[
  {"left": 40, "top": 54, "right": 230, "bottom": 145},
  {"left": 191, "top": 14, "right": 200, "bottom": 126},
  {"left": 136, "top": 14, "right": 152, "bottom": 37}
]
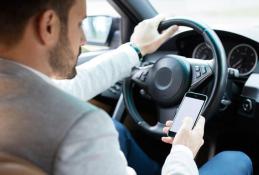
[
  {"left": 171, "top": 30, "right": 259, "bottom": 79},
  {"left": 96, "top": 26, "right": 259, "bottom": 102},
  {"left": 136, "top": 27, "right": 259, "bottom": 118}
]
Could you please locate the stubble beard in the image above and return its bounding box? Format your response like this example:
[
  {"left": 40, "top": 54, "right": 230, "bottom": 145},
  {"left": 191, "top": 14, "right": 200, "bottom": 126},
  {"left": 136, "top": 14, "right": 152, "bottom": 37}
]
[{"left": 49, "top": 27, "right": 77, "bottom": 79}]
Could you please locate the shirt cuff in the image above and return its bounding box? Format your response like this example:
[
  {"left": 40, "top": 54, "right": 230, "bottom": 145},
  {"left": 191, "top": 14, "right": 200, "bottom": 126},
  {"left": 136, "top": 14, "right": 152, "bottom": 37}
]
[
  {"left": 171, "top": 144, "right": 194, "bottom": 160},
  {"left": 117, "top": 43, "right": 140, "bottom": 67}
]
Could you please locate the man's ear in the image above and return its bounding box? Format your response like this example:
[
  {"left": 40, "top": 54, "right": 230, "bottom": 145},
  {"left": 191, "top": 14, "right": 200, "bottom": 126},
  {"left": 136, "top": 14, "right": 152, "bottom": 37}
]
[{"left": 37, "top": 10, "right": 60, "bottom": 47}]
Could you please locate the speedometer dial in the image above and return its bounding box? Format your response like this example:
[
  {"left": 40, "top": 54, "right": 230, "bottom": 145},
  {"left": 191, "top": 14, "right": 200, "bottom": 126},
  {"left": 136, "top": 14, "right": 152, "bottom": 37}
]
[
  {"left": 192, "top": 43, "right": 213, "bottom": 60},
  {"left": 228, "top": 44, "right": 258, "bottom": 76}
]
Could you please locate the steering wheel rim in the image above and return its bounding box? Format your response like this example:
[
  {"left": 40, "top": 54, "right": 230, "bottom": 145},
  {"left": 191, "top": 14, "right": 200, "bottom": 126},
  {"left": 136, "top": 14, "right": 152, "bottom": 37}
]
[{"left": 123, "top": 17, "right": 228, "bottom": 138}]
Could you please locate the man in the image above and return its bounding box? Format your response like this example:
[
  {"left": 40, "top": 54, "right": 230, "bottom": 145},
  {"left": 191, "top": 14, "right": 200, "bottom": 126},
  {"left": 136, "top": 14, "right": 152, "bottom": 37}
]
[
  {"left": 0, "top": 0, "right": 204, "bottom": 174},
  {"left": 0, "top": 1, "right": 252, "bottom": 175}
]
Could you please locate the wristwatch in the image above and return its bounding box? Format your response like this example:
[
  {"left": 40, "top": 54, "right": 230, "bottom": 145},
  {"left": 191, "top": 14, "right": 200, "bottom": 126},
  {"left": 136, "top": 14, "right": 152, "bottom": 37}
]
[{"left": 129, "top": 43, "right": 143, "bottom": 61}]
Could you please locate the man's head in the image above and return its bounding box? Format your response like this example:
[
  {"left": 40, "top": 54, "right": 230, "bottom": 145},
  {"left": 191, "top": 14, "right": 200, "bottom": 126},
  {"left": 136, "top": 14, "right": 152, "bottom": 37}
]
[{"left": 0, "top": 0, "right": 86, "bottom": 79}]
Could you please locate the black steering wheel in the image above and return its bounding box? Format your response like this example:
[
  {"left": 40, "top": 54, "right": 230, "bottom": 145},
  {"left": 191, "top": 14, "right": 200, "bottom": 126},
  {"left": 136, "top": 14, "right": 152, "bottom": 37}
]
[{"left": 123, "top": 18, "right": 227, "bottom": 138}]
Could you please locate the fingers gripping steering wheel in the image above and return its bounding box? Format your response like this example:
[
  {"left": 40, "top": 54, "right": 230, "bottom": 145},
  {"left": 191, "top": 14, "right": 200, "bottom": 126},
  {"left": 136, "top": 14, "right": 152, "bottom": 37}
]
[{"left": 123, "top": 18, "right": 227, "bottom": 138}]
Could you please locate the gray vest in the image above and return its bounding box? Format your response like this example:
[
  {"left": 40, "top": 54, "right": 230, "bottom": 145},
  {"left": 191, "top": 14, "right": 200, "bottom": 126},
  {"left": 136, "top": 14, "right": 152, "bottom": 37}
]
[{"left": 0, "top": 59, "right": 99, "bottom": 174}]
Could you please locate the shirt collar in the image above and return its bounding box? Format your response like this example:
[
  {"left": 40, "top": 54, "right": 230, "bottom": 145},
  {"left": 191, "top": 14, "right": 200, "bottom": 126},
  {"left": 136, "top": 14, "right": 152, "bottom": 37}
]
[{"left": 0, "top": 57, "right": 52, "bottom": 83}]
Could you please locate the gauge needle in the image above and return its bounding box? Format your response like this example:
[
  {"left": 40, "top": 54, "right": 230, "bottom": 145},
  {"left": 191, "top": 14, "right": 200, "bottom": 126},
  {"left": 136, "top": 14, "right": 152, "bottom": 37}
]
[
  {"left": 201, "top": 55, "right": 207, "bottom": 60},
  {"left": 232, "top": 59, "right": 243, "bottom": 68}
]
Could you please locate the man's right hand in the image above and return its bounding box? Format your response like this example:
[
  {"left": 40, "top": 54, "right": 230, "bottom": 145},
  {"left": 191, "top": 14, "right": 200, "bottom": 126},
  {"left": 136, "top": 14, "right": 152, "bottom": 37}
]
[{"left": 162, "top": 117, "right": 205, "bottom": 157}]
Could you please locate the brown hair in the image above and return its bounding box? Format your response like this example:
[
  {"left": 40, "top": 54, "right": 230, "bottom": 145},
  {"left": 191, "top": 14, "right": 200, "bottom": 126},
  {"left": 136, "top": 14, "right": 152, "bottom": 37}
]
[{"left": 0, "top": 0, "right": 75, "bottom": 46}]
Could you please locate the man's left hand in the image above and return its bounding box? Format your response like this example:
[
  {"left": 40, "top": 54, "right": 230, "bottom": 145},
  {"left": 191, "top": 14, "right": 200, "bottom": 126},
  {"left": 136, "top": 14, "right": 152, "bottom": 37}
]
[{"left": 130, "top": 15, "right": 178, "bottom": 56}]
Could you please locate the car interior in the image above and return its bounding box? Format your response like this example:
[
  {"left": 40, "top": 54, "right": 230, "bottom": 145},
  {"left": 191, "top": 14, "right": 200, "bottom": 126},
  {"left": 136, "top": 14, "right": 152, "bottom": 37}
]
[
  {"left": 1, "top": 0, "right": 258, "bottom": 174},
  {"left": 81, "top": 0, "right": 259, "bottom": 174}
]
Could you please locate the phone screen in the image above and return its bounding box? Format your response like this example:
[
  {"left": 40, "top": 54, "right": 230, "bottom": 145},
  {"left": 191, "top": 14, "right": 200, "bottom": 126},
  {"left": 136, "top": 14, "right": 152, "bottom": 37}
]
[{"left": 169, "top": 93, "right": 206, "bottom": 135}]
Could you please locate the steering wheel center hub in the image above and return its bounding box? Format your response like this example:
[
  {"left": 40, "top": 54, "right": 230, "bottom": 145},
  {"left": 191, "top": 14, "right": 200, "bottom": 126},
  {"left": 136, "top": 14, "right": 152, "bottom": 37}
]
[
  {"left": 147, "top": 56, "right": 191, "bottom": 106},
  {"left": 154, "top": 68, "right": 173, "bottom": 90}
]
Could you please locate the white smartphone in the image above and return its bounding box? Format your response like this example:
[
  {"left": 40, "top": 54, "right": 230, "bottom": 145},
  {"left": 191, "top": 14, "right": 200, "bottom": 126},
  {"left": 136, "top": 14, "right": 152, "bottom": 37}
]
[{"left": 168, "top": 92, "right": 207, "bottom": 137}]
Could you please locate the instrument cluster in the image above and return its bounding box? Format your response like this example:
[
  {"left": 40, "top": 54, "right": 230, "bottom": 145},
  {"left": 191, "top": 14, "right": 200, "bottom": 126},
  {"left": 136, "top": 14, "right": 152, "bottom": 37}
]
[{"left": 192, "top": 42, "right": 258, "bottom": 77}]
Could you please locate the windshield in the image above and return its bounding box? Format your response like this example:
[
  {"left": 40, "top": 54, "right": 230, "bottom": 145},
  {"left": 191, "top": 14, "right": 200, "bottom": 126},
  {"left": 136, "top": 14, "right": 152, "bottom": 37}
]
[{"left": 149, "top": 0, "right": 259, "bottom": 27}]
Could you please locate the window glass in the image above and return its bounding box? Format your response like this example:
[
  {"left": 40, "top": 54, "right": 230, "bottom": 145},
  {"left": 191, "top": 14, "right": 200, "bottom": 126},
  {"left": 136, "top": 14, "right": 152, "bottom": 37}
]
[
  {"left": 149, "top": 0, "right": 259, "bottom": 26},
  {"left": 87, "top": 0, "right": 119, "bottom": 16}
]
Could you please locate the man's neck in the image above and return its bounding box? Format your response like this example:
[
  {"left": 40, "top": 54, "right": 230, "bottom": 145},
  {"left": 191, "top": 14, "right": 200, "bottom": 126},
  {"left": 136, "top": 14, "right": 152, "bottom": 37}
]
[{"left": 0, "top": 45, "right": 53, "bottom": 77}]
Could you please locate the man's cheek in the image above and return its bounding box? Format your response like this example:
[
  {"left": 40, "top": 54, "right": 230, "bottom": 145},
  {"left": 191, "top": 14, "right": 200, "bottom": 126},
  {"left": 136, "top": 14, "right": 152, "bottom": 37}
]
[{"left": 78, "top": 47, "right": 82, "bottom": 56}]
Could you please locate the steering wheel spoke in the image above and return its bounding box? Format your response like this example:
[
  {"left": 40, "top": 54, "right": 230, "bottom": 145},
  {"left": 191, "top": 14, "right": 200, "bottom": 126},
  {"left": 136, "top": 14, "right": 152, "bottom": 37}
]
[
  {"left": 187, "top": 58, "right": 214, "bottom": 89},
  {"left": 131, "top": 65, "right": 153, "bottom": 88},
  {"left": 157, "top": 106, "right": 178, "bottom": 124}
]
